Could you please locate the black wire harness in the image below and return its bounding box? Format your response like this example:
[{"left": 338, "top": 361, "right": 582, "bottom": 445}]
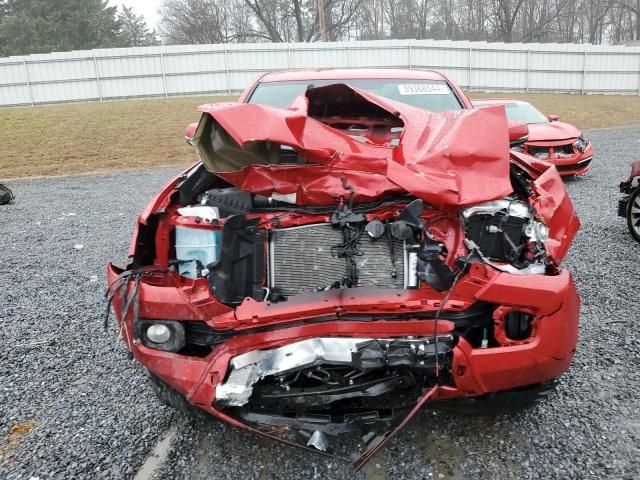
[{"left": 103, "top": 267, "right": 171, "bottom": 332}]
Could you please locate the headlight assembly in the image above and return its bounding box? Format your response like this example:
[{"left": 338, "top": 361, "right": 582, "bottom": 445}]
[
  {"left": 138, "top": 320, "right": 186, "bottom": 352},
  {"left": 462, "top": 198, "right": 547, "bottom": 274},
  {"left": 575, "top": 135, "right": 587, "bottom": 153}
]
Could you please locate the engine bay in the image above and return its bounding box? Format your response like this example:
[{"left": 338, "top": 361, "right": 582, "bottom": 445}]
[{"left": 167, "top": 167, "right": 550, "bottom": 308}]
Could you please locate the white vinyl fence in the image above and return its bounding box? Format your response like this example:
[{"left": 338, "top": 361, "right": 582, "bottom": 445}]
[{"left": 1, "top": 39, "right": 639, "bottom": 107}]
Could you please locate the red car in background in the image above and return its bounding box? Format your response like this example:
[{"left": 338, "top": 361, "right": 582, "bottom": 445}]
[
  {"left": 107, "top": 69, "right": 580, "bottom": 467},
  {"left": 473, "top": 99, "right": 593, "bottom": 176}
]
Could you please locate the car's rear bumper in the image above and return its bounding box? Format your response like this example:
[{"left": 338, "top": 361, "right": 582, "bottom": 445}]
[{"left": 107, "top": 262, "right": 580, "bottom": 416}]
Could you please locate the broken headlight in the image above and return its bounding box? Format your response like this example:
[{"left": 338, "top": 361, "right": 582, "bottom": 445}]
[
  {"left": 461, "top": 199, "right": 547, "bottom": 273},
  {"left": 574, "top": 135, "right": 588, "bottom": 153}
]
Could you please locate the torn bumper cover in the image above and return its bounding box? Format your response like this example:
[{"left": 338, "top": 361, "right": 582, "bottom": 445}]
[
  {"left": 106, "top": 262, "right": 579, "bottom": 465},
  {"left": 107, "top": 264, "right": 579, "bottom": 397},
  {"left": 106, "top": 83, "right": 580, "bottom": 467},
  {"left": 215, "top": 336, "right": 452, "bottom": 407}
]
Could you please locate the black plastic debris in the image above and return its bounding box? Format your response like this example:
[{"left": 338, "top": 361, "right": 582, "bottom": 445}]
[{"left": 0, "top": 184, "right": 14, "bottom": 205}]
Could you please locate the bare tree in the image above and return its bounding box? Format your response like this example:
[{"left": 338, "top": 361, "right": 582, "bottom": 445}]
[
  {"left": 318, "top": 0, "right": 328, "bottom": 40},
  {"left": 616, "top": 0, "right": 640, "bottom": 39},
  {"left": 159, "top": 0, "right": 236, "bottom": 43},
  {"left": 488, "top": 0, "right": 528, "bottom": 41},
  {"left": 326, "top": 0, "right": 363, "bottom": 39},
  {"left": 157, "top": 0, "right": 635, "bottom": 46}
]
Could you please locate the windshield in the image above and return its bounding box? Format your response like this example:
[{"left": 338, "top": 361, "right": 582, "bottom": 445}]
[
  {"left": 248, "top": 79, "right": 463, "bottom": 112},
  {"left": 478, "top": 102, "right": 549, "bottom": 124}
]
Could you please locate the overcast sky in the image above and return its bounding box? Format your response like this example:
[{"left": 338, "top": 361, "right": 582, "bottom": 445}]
[{"left": 109, "top": 0, "right": 163, "bottom": 27}]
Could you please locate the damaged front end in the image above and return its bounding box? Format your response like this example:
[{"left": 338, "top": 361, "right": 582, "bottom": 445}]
[{"left": 106, "top": 84, "right": 580, "bottom": 467}]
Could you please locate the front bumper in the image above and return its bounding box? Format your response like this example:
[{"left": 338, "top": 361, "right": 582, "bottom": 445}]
[
  {"left": 526, "top": 143, "right": 593, "bottom": 176},
  {"left": 553, "top": 155, "right": 593, "bottom": 176},
  {"left": 107, "top": 262, "right": 580, "bottom": 411}
]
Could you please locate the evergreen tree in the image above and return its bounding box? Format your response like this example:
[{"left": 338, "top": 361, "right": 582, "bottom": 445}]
[
  {"left": 117, "top": 6, "right": 159, "bottom": 47},
  {"left": 0, "top": 0, "right": 157, "bottom": 56}
]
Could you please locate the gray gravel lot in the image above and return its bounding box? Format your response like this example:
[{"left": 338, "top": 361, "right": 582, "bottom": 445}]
[{"left": 1, "top": 126, "right": 640, "bottom": 480}]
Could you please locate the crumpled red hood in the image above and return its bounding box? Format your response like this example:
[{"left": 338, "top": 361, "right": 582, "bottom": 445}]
[
  {"left": 193, "top": 84, "right": 514, "bottom": 209},
  {"left": 526, "top": 121, "right": 581, "bottom": 143}
]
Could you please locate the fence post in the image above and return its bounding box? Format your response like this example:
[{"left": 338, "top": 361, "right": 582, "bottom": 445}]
[
  {"left": 22, "top": 60, "right": 34, "bottom": 106},
  {"left": 223, "top": 48, "right": 231, "bottom": 94},
  {"left": 287, "top": 46, "right": 292, "bottom": 70},
  {"left": 525, "top": 49, "right": 530, "bottom": 92},
  {"left": 160, "top": 53, "right": 168, "bottom": 98},
  {"left": 92, "top": 54, "right": 103, "bottom": 101},
  {"left": 468, "top": 46, "right": 473, "bottom": 90},
  {"left": 581, "top": 51, "right": 587, "bottom": 96},
  {"left": 408, "top": 44, "right": 412, "bottom": 69},
  {"left": 346, "top": 45, "right": 351, "bottom": 67}
]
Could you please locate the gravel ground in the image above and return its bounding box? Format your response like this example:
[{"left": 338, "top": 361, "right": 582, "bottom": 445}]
[
  {"left": 1, "top": 127, "right": 640, "bottom": 480},
  {"left": 0, "top": 167, "right": 184, "bottom": 479}
]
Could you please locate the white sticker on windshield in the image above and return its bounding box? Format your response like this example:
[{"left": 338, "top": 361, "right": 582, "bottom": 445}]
[{"left": 397, "top": 84, "right": 449, "bottom": 95}]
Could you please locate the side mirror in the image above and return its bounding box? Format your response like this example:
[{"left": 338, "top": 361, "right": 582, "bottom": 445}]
[
  {"left": 547, "top": 114, "right": 559, "bottom": 122},
  {"left": 508, "top": 121, "right": 529, "bottom": 148},
  {"left": 185, "top": 122, "right": 198, "bottom": 145}
]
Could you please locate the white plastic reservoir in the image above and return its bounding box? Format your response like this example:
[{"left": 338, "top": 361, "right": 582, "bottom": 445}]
[
  {"left": 177, "top": 205, "right": 219, "bottom": 223},
  {"left": 175, "top": 226, "right": 221, "bottom": 278}
]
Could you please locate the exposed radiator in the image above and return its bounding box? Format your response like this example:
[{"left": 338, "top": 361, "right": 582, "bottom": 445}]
[{"left": 268, "top": 223, "right": 407, "bottom": 297}]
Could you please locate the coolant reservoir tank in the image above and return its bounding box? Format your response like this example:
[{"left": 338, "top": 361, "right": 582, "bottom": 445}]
[
  {"left": 175, "top": 206, "right": 221, "bottom": 278},
  {"left": 177, "top": 205, "right": 219, "bottom": 222}
]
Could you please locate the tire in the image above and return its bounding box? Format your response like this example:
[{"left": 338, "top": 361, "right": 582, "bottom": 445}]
[
  {"left": 626, "top": 187, "right": 640, "bottom": 244},
  {"left": 146, "top": 370, "right": 211, "bottom": 421},
  {"left": 427, "top": 382, "right": 556, "bottom": 416}
]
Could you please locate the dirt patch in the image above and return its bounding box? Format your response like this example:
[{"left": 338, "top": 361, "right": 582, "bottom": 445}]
[
  {"left": 0, "top": 420, "right": 38, "bottom": 461},
  {"left": 360, "top": 459, "right": 388, "bottom": 480},
  {"left": 415, "top": 425, "right": 464, "bottom": 480},
  {"left": 413, "top": 414, "right": 530, "bottom": 479},
  {"left": 0, "top": 95, "right": 234, "bottom": 180}
]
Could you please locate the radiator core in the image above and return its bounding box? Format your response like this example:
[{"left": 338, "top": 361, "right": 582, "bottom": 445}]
[{"left": 268, "top": 223, "right": 406, "bottom": 297}]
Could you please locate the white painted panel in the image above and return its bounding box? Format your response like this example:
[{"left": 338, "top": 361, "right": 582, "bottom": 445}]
[
  {"left": 227, "top": 49, "right": 289, "bottom": 70},
  {"left": 412, "top": 47, "right": 469, "bottom": 69},
  {"left": 347, "top": 46, "right": 407, "bottom": 67},
  {"left": 529, "top": 51, "right": 583, "bottom": 71},
  {"left": 288, "top": 48, "right": 350, "bottom": 68},
  {"left": 0, "top": 84, "right": 32, "bottom": 105},
  {"left": 473, "top": 69, "right": 527, "bottom": 90},
  {"left": 585, "top": 52, "right": 638, "bottom": 72},
  {"left": 166, "top": 72, "right": 227, "bottom": 93},
  {"left": 473, "top": 49, "right": 526, "bottom": 70},
  {"left": 164, "top": 51, "right": 226, "bottom": 74},
  {"left": 528, "top": 71, "right": 583, "bottom": 91},
  {"left": 97, "top": 55, "right": 162, "bottom": 78},
  {"left": 584, "top": 71, "right": 638, "bottom": 92},
  {"left": 0, "top": 62, "right": 27, "bottom": 85},
  {"left": 1, "top": 40, "right": 640, "bottom": 106},
  {"left": 99, "top": 77, "right": 164, "bottom": 98},
  {"left": 31, "top": 79, "right": 98, "bottom": 102},
  {"left": 28, "top": 59, "right": 95, "bottom": 82}
]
